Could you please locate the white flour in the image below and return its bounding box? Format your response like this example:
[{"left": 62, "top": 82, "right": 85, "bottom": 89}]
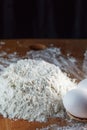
[
  {"left": 0, "top": 47, "right": 83, "bottom": 80},
  {"left": 27, "top": 47, "right": 84, "bottom": 80},
  {"left": 0, "top": 59, "right": 76, "bottom": 122},
  {"left": 83, "top": 50, "right": 87, "bottom": 77},
  {"left": 39, "top": 123, "right": 87, "bottom": 130}
]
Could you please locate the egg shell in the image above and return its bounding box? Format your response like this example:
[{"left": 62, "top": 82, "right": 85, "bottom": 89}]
[
  {"left": 63, "top": 88, "right": 87, "bottom": 118},
  {"left": 78, "top": 79, "right": 87, "bottom": 89}
]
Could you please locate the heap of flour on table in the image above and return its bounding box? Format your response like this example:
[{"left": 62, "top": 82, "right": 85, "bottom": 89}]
[{"left": 0, "top": 59, "right": 76, "bottom": 122}]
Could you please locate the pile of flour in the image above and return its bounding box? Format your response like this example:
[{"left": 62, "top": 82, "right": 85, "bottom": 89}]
[{"left": 0, "top": 59, "right": 76, "bottom": 122}]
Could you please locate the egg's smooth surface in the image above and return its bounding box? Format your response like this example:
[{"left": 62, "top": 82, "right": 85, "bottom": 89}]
[
  {"left": 78, "top": 79, "right": 87, "bottom": 89},
  {"left": 63, "top": 88, "right": 87, "bottom": 118}
]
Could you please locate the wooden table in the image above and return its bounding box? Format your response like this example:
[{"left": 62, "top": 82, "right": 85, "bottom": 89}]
[{"left": 0, "top": 39, "right": 87, "bottom": 130}]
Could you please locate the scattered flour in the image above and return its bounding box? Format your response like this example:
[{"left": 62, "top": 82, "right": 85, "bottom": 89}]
[
  {"left": 0, "top": 59, "right": 76, "bottom": 122},
  {"left": 0, "top": 47, "right": 83, "bottom": 80},
  {"left": 39, "top": 123, "right": 87, "bottom": 130},
  {"left": 83, "top": 50, "right": 87, "bottom": 77},
  {"left": 27, "top": 47, "right": 84, "bottom": 80},
  {"left": 0, "top": 41, "right": 5, "bottom": 45}
]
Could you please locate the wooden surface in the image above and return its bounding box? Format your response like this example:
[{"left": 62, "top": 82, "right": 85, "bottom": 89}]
[
  {"left": 0, "top": 39, "right": 87, "bottom": 130},
  {"left": 1, "top": 39, "right": 87, "bottom": 58}
]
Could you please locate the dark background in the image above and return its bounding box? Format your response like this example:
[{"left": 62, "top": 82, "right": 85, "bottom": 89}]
[{"left": 0, "top": 0, "right": 87, "bottom": 38}]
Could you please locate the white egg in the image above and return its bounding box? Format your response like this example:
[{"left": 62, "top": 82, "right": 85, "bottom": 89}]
[
  {"left": 78, "top": 79, "right": 87, "bottom": 89},
  {"left": 63, "top": 88, "right": 87, "bottom": 119}
]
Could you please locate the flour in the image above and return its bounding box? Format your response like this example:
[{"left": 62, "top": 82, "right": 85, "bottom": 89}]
[
  {"left": 0, "top": 59, "right": 76, "bottom": 122},
  {"left": 39, "top": 123, "right": 87, "bottom": 130},
  {"left": 27, "top": 47, "right": 84, "bottom": 80},
  {"left": 0, "top": 41, "right": 5, "bottom": 45},
  {"left": 0, "top": 47, "right": 83, "bottom": 80},
  {"left": 83, "top": 50, "right": 87, "bottom": 77}
]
